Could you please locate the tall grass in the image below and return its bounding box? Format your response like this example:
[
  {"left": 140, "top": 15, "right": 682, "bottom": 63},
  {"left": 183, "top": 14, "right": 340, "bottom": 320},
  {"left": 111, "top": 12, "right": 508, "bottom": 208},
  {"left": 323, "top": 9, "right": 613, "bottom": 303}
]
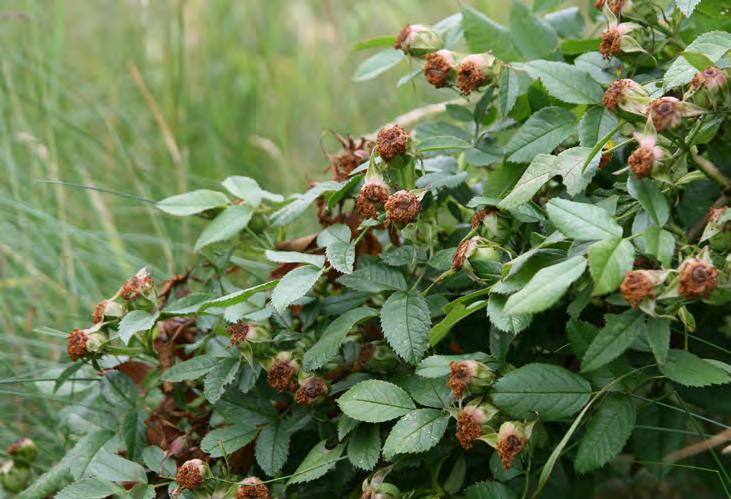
[{"left": 0, "top": 0, "right": 503, "bottom": 474}]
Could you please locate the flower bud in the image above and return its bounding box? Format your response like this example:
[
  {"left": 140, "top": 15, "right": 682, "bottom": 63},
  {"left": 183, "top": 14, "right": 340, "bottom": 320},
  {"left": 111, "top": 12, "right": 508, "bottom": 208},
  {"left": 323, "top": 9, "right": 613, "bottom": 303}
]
[
  {"left": 91, "top": 299, "right": 124, "bottom": 324},
  {"left": 6, "top": 439, "right": 37, "bottom": 467},
  {"left": 462, "top": 239, "right": 503, "bottom": 282},
  {"left": 603, "top": 79, "right": 650, "bottom": 115},
  {"left": 66, "top": 328, "right": 105, "bottom": 361},
  {"left": 447, "top": 360, "right": 495, "bottom": 399},
  {"left": 628, "top": 133, "right": 664, "bottom": 178},
  {"left": 620, "top": 270, "right": 657, "bottom": 308},
  {"left": 120, "top": 267, "right": 154, "bottom": 301},
  {"left": 648, "top": 97, "right": 686, "bottom": 132},
  {"left": 423, "top": 50, "right": 455, "bottom": 88},
  {"left": 356, "top": 180, "right": 390, "bottom": 219},
  {"left": 394, "top": 24, "right": 442, "bottom": 56},
  {"left": 175, "top": 458, "right": 209, "bottom": 490},
  {"left": 678, "top": 258, "right": 718, "bottom": 298},
  {"left": 0, "top": 461, "right": 31, "bottom": 494},
  {"left": 455, "top": 403, "right": 499, "bottom": 450},
  {"left": 496, "top": 421, "right": 528, "bottom": 469},
  {"left": 237, "top": 476, "right": 269, "bottom": 498},
  {"left": 690, "top": 66, "right": 728, "bottom": 109},
  {"left": 267, "top": 352, "right": 300, "bottom": 393},
  {"left": 376, "top": 125, "right": 410, "bottom": 162},
  {"left": 294, "top": 376, "right": 329, "bottom": 406},
  {"left": 227, "top": 321, "right": 270, "bottom": 346},
  {"left": 456, "top": 54, "right": 495, "bottom": 96},
  {"left": 384, "top": 190, "right": 421, "bottom": 224}
]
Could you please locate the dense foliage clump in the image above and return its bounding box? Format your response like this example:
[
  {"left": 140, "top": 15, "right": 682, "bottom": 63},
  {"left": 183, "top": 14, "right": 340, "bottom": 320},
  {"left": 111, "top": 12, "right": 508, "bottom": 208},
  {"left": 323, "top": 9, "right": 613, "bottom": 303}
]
[{"left": 6, "top": 1, "right": 731, "bottom": 497}]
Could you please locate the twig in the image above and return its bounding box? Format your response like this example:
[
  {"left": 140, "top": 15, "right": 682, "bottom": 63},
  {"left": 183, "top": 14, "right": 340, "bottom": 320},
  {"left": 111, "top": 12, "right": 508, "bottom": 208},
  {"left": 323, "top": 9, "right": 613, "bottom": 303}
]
[
  {"left": 692, "top": 154, "right": 731, "bottom": 192},
  {"left": 664, "top": 428, "right": 731, "bottom": 463}
]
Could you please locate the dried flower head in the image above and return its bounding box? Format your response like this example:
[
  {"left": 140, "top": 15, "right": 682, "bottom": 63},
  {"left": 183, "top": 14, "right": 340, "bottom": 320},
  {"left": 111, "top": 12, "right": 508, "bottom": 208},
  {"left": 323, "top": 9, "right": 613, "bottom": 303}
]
[
  {"left": 620, "top": 270, "right": 656, "bottom": 308},
  {"left": 456, "top": 406, "right": 490, "bottom": 450},
  {"left": 448, "top": 361, "right": 474, "bottom": 399},
  {"left": 237, "top": 476, "right": 270, "bottom": 499},
  {"left": 456, "top": 54, "right": 493, "bottom": 96},
  {"left": 678, "top": 258, "right": 718, "bottom": 298},
  {"left": 691, "top": 66, "right": 728, "bottom": 92},
  {"left": 628, "top": 133, "right": 664, "bottom": 178},
  {"left": 384, "top": 190, "right": 421, "bottom": 224},
  {"left": 423, "top": 50, "right": 455, "bottom": 88},
  {"left": 356, "top": 180, "right": 390, "bottom": 219},
  {"left": 600, "top": 28, "right": 622, "bottom": 59},
  {"left": 294, "top": 376, "right": 329, "bottom": 405},
  {"left": 67, "top": 328, "right": 89, "bottom": 361},
  {"left": 452, "top": 239, "right": 478, "bottom": 270},
  {"left": 603, "top": 79, "right": 650, "bottom": 115},
  {"left": 267, "top": 353, "right": 299, "bottom": 393},
  {"left": 120, "top": 268, "right": 154, "bottom": 301},
  {"left": 227, "top": 321, "right": 267, "bottom": 345},
  {"left": 91, "top": 299, "right": 124, "bottom": 324},
  {"left": 176, "top": 459, "right": 207, "bottom": 490},
  {"left": 648, "top": 97, "right": 685, "bottom": 132},
  {"left": 496, "top": 422, "right": 527, "bottom": 469},
  {"left": 376, "top": 125, "right": 410, "bottom": 162}
]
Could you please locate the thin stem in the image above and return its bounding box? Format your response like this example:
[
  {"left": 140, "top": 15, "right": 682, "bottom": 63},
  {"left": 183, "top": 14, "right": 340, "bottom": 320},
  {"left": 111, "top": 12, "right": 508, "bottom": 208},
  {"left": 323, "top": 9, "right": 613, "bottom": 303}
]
[{"left": 692, "top": 154, "right": 731, "bottom": 191}]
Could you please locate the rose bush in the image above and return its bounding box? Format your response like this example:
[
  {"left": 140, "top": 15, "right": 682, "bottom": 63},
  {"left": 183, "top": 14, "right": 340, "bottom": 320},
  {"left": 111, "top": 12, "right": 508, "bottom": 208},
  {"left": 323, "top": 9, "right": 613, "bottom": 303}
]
[{"left": 8, "top": 1, "right": 731, "bottom": 497}]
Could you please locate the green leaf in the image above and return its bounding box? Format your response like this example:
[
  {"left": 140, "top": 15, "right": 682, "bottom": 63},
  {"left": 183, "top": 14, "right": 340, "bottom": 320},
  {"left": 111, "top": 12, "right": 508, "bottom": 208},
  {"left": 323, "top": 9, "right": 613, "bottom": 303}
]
[
  {"left": 547, "top": 198, "right": 623, "bottom": 241},
  {"left": 491, "top": 363, "right": 591, "bottom": 420},
  {"left": 68, "top": 430, "right": 116, "bottom": 479},
  {"left": 659, "top": 350, "right": 731, "bottom": 387},
  {"left": 461, "top": 5, "right": 519, "bottom": 61},
  {"left": 353, "top": 36, "right": 397, "bottom": 51},
  {"left": 288, "top": 440, "right": 345, "bottom": 485},
  {"left": 466, "top": 481, "right": 518, "bottom": 499},
  {"left": 627, "top": 176, "right": 669, "bottom": 226},
  {"left": 579, "top": 107, "right": 618, "bottom": 148},
  {"left": 555, "top": 146, "right": 601, "bottom": 197},
  {"left": 497, "top": 67, "right": 520, "bottom": 117},
  {"left": 203, "top": 356, "right": 241, "bottom": 404},
  {"left": 498, "top": 154, "right": 557, "bottom": 209},
  {"left": 642, "top": 227, "right": 674, "bottom": 267},
  {"left": 195, "top": 204, "right": 253, "bottom": 251},
  {"left": 338, "top": 380, "right": 415, "bottom": 422},
  {"left": 86, "top": 449, "right": 146, "bottom": 483},
  {"left": 382, "top": 409, "right": 449, "bottom": 459},
  {"left": 419, "top": 135, "right": 472, "bottom": 151},
  {"left": 353, "top": 48, "right": 405, "bottom": 81},
  {"left": 646, "top": 318, "right": 671, "bottom": 365},
  {"left": 509, "top": 2, "right": 558, "bottom": 59},
  {"left": 522, "top": 60, "right": 604, "bottom": 104},
  {"left": 56, "top": 478, "right": 124, "bottom": 499},
  {"left": 265, "top": 250, "right": 326, "bottom": 267},
  {"left": 347, "top": 424, "right": 381, "bottom": 470},
  {"left": 118, "top": 310, "right": 159, "bottom": 345},
  {"left": 201, "top": 425, "right": 258, "bottom": 458},
  {"left": 270, "top": 181, "right": 343, "bottom": 226},
  {"left": 428, "top": 299, "right": 488, "bottom": 346},
  {"left": 588, "top": 238, "right": 635, "bottom": 296},
  {"left": 141, "top": 446, "right": 176, "bottom": 476},
  {"left": 122, "top": 410, "right": 146, "bottom": 461},
  {"left": 337, "top": 264, "right": 407, "bottom": 293},
  {"left": 503, "top": 256, "right": 587, "bottom": 315},
  {"left": 198, "top": 281, "right": 277, "bottom": 311},
  {"left": 338, "top": 415, "right": 359, "bottom": 441},
  {"left": 381, "top": 290, "right": 431, "bottom": 364},
  {"left": 162, "top": 354, "right": 218, "bottom": 382},
  {"left": 664, "top": 31, "right": 731, "bottom": 89},
  {"left": 487, "top": 294, "right": 532, "bottom": 334},
  {"left": 575, "top": 394, "right": 636, "bottom": 473},
  {"left": 677, "top": 0, "right": 702, "bottom": 17},
  {"left": 582, "top": 310, "right": 646, "bottom": 372},
  {"left": 506, "top": 107, "right": 577, "bottom": 163},
  {"left": 156, "top": 189, "right": 228, "bottom": 216},
  {"left": 271, "top": 264, "right": 323, "bottom": 313},
  {"left": 255, "top": 422, "right": 291, "bottom": 476},
  {"left": 397, "top": 374, "right": 454, "bottom": 409},
  {"left": 545, "top": 6, "right": 585, "bottom": 38},
  {"left": 303, "top": 307, "right": 378, "bottom": 371},
  {"left": 318, "top": 225, "right": 355, "bottom": 274},
  {"left": 221, "top": 175, "right": 282, "bottom": 207},
  {"left": 416, "top": 353, "right": 494, "bottom": 378}
]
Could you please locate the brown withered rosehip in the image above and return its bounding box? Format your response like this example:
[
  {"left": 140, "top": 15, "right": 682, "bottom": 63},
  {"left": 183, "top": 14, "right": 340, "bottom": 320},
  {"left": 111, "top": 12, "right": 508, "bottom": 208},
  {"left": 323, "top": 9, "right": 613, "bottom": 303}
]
[
  {"left": 384, "top": 190, "right": 421, "bottom": 224},
  {"left": 376, "top": 125, "right": 410, "bottom": 162},
  {"left": 678, "top": 258, "right": 718, "bottom": 298}
]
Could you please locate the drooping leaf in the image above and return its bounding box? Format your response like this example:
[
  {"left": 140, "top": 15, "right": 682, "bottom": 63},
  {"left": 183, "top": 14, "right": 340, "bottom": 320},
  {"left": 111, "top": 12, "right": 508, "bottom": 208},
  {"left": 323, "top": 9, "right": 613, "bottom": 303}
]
[
  {"left": 270, "top": 181, "right": 343, "bottom": 226},
  {"left": 498, "top": 154, "right": 557, "bottom": 209},
  {"left": 203, "top": 356, "right": 241, "bottom": 404},
  {"left": 582, "top": 310, "right": 646, "bottom": 372},
  {"left": 588, "top": 238, "right": 635, "bottom": 296},
  {"left": 288, "top": 440, "right": 345, "bottom": 485},
  {"left": 646, "top": 317, "right": 671, "bottom": 365},
  {"left": 303, "top": 307, "right": 378, "bottom": 371},
  {"left": 271, "top": 264, "right": 323, "bottom": 313},
  {"left": 659, "top": 349, "right": 731, "bottom": 387},
  {"left": 627, "top": 176, "right": 670, "bottom": 226},
  {"left": 265, "top": 250, "right": 325, "bottom": 267},
  {"left": 381, "top": 290, "right": 431, "bottom": 364},
  {"left": 491, "top": 363, "right": 591, "bottom": 420},
  {"left": 353, "top": 49, "right": 405, "bottom": 81},
  {"left": 506, "top": 107, "right": 577, "bottom": 163},
  {"left": 347, "top": 424, "right": 381, "bottom": 470},
  {"left": 487, "top": 294, "right": 532, "bottom": 334},
  {"left": 497, "top": 67, "right": 520, "bottom": 117},
  {"left": 221, "top": 175, "right": 283, "bottom": 207},
  {"left": 575, "top": 394, "right": 636, "bottom": 473},
  {"left": 195, "top": 205, "right": 253, "bottom": 251},
  {"left": 338, "top": 380, "right": 415, "bottom": 423},
  {"left": 579, "top": 107, "right": 619, "bottom": 148},
  {"left": 156, "top": 189, "right": 229, "bottom": 216},
  {"left": 118, "top": 310, "right": 159, "bottom": 345},
  {"left": 256, "top": 422, "right": 291, "bottom": 476},
  {"left": 382, "top": 409, "right": 450, "bottom": 458}
]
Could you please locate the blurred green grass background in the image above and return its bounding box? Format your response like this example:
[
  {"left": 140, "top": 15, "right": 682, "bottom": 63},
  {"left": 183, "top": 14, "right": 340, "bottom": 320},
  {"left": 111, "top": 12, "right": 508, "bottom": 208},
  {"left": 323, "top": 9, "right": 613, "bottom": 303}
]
[{"left": 0, "top": 0, "right": 561, "bottom": 473}]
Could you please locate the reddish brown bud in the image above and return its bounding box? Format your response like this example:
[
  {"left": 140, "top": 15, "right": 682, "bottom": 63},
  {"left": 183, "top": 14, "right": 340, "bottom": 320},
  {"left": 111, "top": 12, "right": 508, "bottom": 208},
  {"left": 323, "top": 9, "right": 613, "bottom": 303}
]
[
  {"left": 678, "top": 258, "right": 718, "bottom": 298},
  {"left": 176, "top": 459, "right": 207, "bottom": 490},
  {"left": 496, "top": 422, "right": 526, "bottom": 469},
  {"left": 120, "top": 268, "right": 154, "bottom": 301},
  {"left": 648, "top": 97, "right": 684, "bottom": 132},
  {"left": 599, "top": 149, "right": 613, "bottom": 170},
  {"left": 294, "top": 376, "right": 329, "bottom": 405},
  {"left": 628, "top": 147, "right": 655, "bottom": 178},
  {"left": 376, "top": 125, "right": 410, "bottom": 162},
  {"left": 600, "top": 28, "right": 621, "bottom": 59},
  {"left": 356, "top": 180, "right": 390, "bottom": 219},
  {"left": 267, "top": 354, "right": 299, "bottom": 393},
  {"left": 423, "top": 50, "right": 454, "bottom": 88},
  {"left": 384, "top": 190, "right": 421, "bottom": 224},
  {"left": 620, "top": 270, "right": 656, "bottom": 308},
  {"left": 67, "top": 328, "right": 89, "bottom": 361},
  {"left": 456, "top": 55, "right": 491, "bottom": 96},
  {"left": 237, "top": 477, "right": 269, "bottom": 499},
  {"left": 452, "top": 240, "right": 476, "bottom": 270},
  {"left": 92, "top": 300, "right": 107, "bottom": 324},
  {"left": 470, "top": 208, "right": 491, "bottom": 229}
]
